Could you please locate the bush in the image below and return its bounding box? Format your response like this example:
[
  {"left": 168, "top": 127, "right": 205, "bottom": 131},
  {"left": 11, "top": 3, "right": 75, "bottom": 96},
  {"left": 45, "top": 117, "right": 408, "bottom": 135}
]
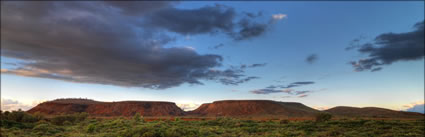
[
  {"left": 50, "top": 113, "right": 88, "bottom": 125},
  {"left": 76, "top": 112, "right": 88, "bottom": 121},
  {"left": 86, "top": 123, "right": 96, "bottom": 133},
  {"left": 280, "top": 119, "right": 290, "bottom": 124},
  {"left": 33, "top": 122, "right": 62, "bottom": 136},
  {"left": 33, "top": 112, "right": 45, "bottom": 121},
  {"left": 175, "top": 117, "right": 181, "bottom": 122},
  {"left": 133, "top": 113, "right": 141, "bottom": 122},
  {"left": 315, "top": 113, "right": 332, "bottom": 122}
]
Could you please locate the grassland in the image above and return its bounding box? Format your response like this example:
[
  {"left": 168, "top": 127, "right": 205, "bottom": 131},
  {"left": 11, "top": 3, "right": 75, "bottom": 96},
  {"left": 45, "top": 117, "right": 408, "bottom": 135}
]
[{"left": 1, "top": 111, "right": 424, "bottom": 137}]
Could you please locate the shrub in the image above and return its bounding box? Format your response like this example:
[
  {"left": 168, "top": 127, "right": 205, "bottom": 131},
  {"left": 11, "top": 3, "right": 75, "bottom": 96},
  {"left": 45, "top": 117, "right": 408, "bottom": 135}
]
[
  {"left": 33, "top": 112, "right": 45, "bottom": 121},
  {"left": 315, "top": 113, "right": 332, "bottom": 122},
  {"left": 76, "top": 112, "right": 88, "bottom": 121},
  {"left": 63, "top": 121, "right": 72, "bottom": 126},
  {"left": 133, "top": 113, "right": 141, "bottom": 122},
  {"left": 86, "top": 123, "right": 96, "bottom": 133},
  {"left": 33, "top": 122, "right": 62, "bottom": 136},
  {"left": 175, "top": 117, "right": 181, "bottom": 122},
  {"left": 280, "top": 119, "right": 290, "bottom": 124},
  {"left": 21, "top": 113, "right": 38, "bottom": 123}
]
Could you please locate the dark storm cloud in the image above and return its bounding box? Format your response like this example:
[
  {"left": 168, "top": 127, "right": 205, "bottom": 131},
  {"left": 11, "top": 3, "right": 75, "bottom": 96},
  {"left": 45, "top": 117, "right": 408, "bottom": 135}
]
[
  {"left": 232, "top": 18, "right": 268, "bottom": 40},
  {"left": 103, "top": 1, "right": 175, "bottom": 15},
  {"left": 144, "top": 4, "right": 274, "bottom": 40},
  {"left": 243, "top": 11, "right": 263, "bottom": 18},
  {"left": 306, "top": 54, "right": 318, "bottom": 64},
  {"left": 349, "top": 21, "right": 424, "bottom": 72},
  {"left": 145, "top": 4, "right": 235, "bottom": 35},
  {"left": 0, "top": 1, "right": 261, "bottom": 89}
]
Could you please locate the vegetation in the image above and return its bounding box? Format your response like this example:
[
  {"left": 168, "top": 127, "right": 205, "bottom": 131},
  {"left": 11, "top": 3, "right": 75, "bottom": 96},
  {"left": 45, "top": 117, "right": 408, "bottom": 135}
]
[
  {"left": 1, "top": 111, "right": 424, "bottom": 137},
  {"left": 315, "top": 113, "right": 333, "bottom": 122}
]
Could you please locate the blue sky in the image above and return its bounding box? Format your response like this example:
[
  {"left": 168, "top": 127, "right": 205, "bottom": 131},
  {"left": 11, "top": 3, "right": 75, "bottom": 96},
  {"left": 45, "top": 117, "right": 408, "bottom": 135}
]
[{"left": 1, "top": 1, "right": 424, "bottom": 112}]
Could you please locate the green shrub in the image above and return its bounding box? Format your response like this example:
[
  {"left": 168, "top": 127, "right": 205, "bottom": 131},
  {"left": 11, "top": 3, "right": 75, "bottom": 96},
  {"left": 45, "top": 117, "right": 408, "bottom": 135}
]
[
  {"left": 86, "top": 123, "right": 96, "bottom": 133},
  {"left": 33, "top": 122, "right": 61, "bottom": 135},
  {"left": 175, "top": 117, "right": 181, "bottom": 122},
  {"left": 33, "top": 112, "right": 45, "bottom": 121},
  {"left": 133, "top": 113, "right": 141, "bottom": 122},
  {"left": 76, "top": 112, "right": 88, "bottom": 121},
  {"left": 63, "top": 121, "right": 72, "bottom": 126},
  {"left": 315, "top": 113, "right": 332, "bottom": 122}
]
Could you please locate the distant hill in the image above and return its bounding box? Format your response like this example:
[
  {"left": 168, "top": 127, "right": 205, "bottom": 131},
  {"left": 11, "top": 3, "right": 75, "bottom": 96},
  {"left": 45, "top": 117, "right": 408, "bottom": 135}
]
[
  {"left": 27, "top": 99, "right": 185, "bottom": 116},
  {"left": 325, "top": 106, "right": 424, "bottom": 119},
  {"left": 27, "top": 99, "right": 424, "bottom": 119},
  {"left": 188, "top": 100, "right": 321, "bottom": 117}
]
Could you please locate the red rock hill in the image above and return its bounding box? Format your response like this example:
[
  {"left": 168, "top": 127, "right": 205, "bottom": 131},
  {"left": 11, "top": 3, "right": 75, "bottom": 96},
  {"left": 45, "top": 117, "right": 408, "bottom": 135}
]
[
  {"left": 27, "top": 99, "right": 185, "bottom": 116},
  {"left": 188, "top": 100, "right": 321, "bottom": 117},
  {"left": 325, "top": 106, "right": 424, "bottom": 119}
]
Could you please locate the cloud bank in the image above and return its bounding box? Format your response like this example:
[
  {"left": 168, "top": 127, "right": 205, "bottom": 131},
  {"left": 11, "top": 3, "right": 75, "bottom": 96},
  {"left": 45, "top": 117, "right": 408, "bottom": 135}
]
[
  {"left": 349, "top": 21, "right": 424, "bottom": 72},
  {"left": 1, "top": 1, "right": 276, "bottom": 89}
]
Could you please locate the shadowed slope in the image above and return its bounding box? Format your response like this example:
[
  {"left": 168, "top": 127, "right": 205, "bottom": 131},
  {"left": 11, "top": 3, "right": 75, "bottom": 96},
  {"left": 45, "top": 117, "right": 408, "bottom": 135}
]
[{"left": 325, "top": 106, "right": 424, "bottom": 119}]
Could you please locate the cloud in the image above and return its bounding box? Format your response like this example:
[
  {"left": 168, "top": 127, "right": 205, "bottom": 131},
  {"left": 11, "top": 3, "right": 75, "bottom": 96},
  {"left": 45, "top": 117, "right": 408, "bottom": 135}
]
[
  {"left": 177, "top": 103, "right": 200, "bottom": 111},
  {"left": 349, "top": 20, "right": 424, "bottom": 72},
  {"left": 294, "top": 90, "right": 312, "bottom": 95},
  {"left": 145, "top": 4, "right": 235, "bottom": 35},
  {"left": 313, "top": 106, "right": 330, "bottom": 110},
  {"left": 298, "top": 94, "right": 308, "bottom": 98},
  {"left": 306, "top": 54, "right": 318, "bottom": 64},
  {"left": 232, "top": 19, "right": 268, "bottom": 40},
  {"left": 250, "top": 88, "right": 293, "bottom": 94},
  {"left": 271, "top": 13, "right": 287, "bottom": 23},
  {"left": 403, "top": 101, "right": 424, "bottom": 114},
  {"left": 251, "top": 81, "right": 318, "bottom": 96},
  {"left": 1, "top": 1, "right": 261, "bottom": 89},
  {"left": 240, "top": 63, "right": 267, "bottom": 69},
  {"left": 275, "top": 81, "right": 315, "bottom": 88},
  {"left": 406, "top": 104, "right": 424, "bottom": 114},
  {"left": 210, "top": 43, "right": 225, "bottom": 50},
  {"left": 144, "top": 4, "right": 275, "bottom": 41},
  {"left": 1, "top": 98, "right": 43, "bottom": 111},
  {"left": 291, "top": 81, "right": 315, "bottom": 85}
]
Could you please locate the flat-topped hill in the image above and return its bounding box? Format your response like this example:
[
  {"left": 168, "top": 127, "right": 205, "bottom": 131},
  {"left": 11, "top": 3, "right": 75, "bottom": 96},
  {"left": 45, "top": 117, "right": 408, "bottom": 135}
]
[
  {"left": 188, "top": 100, "right": 321, "bottom": 117},
  {"left": 27, "top": 99, "right": 185, "bottom": 116},
  {"left": 325, "top": 106, "right": 424, "bottom": 119}
]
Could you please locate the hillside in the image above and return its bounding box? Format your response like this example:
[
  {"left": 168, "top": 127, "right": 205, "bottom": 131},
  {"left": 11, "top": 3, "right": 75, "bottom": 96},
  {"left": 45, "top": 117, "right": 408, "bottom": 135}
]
[
  {"left": 27, "top": 99, "right": 185, "bottom": 116},
  {"left": 325, "top": 106, "right": 424, "bottom": 119},
  {"left": 188, "top": 100, "right": 321, "bottom": 117}
]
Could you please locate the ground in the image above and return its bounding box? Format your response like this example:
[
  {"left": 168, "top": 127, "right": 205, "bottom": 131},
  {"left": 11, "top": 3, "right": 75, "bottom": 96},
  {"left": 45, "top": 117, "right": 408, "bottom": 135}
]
[{"left": 1, "top": 112, "right": 424, "bottom": 137}]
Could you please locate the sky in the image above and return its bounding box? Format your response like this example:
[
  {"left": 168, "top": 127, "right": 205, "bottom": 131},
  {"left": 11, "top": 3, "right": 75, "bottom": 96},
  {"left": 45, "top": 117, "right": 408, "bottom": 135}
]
[{"left": 1, "top": 1, "right": 424, "bottom": 113}]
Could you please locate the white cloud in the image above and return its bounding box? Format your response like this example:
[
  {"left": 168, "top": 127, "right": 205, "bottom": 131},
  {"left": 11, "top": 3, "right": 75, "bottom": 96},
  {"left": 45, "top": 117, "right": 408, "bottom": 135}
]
[
  {"left": 272, "top": 14, "right": 287, "bottom": 21},
  {"left": 403, "top": 101, "right": 424, "bottom": 114},
  {"left": 1, "top": 98, "right": 44, "bottom": 111},
  {"left": 177, "top": 103, "right": 200, "bottom": 111},
  {"left": 313, "top": 106, "right": 330, "bottom": 111}
]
